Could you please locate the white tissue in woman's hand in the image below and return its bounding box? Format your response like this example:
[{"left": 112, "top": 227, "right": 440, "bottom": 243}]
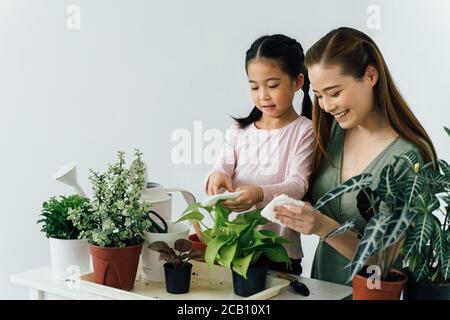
[
  {"left": 201, "top": 191, "right": 242, "bottom": 207},
  {"left": 261, "top": 194, "right": 305, "bottom": 225}
]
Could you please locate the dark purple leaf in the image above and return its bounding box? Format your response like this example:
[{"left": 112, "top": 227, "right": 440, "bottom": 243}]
[{"left": 174, "top": 239, "right": 192, "bottom": 253}]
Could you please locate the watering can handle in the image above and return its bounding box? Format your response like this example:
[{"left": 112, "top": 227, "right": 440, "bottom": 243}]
[{"left": 165, "top": 188, "right": 196, "bottom": 205}]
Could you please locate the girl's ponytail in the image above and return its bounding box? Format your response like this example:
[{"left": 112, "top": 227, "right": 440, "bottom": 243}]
[
  {"left": 232, "top": 107, "right": 262, "bottom": 128},
  {"left": 300, "top": 66, "right": 312, "bottom": 120}
]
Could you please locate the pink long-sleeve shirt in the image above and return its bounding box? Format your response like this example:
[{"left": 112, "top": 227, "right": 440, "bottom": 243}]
[{"left": 204, "top": 116, "right": 315, "bottom": 259}]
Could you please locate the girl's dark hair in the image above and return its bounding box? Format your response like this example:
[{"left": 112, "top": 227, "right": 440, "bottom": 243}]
[
  {"left": 304, "top": 27, "right": 436, "bottom": 176},
  {"left": 232, "top": 34, "right": 312, "bottom": 128}
]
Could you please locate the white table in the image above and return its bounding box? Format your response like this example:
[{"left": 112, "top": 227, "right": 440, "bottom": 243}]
[{"left": 10, "top": 266, "right": 352, "bottom": 300}]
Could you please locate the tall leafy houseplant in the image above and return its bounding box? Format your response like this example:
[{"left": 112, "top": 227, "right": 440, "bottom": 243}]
[
  {"left": 402, "top": 127, "right": 450, "bottom": 299},
  {"left": 68, "top": 149, "right": 151, "bottom": 290},
  {"left": 306, "top": 156, "right": 427, "bottom": 299},
  {"left": 37, "top": 195, "right": 91, "bottom": 280},
  {"left": 178, "top": 201, "right": 291, "bottom": 296}
]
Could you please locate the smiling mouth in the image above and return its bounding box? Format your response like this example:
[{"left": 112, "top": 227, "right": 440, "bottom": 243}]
[
  {"left": 261, "top": 104, "right": 276, "bottom": 109},
  {"left": 334, "top": 109, "right": 349, "bottom": 120}
]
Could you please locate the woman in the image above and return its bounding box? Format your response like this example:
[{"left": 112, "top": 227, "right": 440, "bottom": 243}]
[{"left": 274, "top": 27, "right": 436, "bottom": 286}]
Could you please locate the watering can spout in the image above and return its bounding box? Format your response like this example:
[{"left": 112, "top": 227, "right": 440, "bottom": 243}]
[{"left": 53, "top": 162, "right": 87, "bottom": 197}]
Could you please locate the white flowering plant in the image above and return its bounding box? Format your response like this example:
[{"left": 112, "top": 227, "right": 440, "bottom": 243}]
[{"left": 68, "top": 149, "right": 151, "bottom": 247}]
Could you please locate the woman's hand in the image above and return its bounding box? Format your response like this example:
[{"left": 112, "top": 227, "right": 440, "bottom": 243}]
[
  {"left": 222, "top": 186, "right": 263, "bottom": 212},
  {"left": 206, "top": 172, "right": 234, "bottom": 195},
  {"left": 273, "top": 202, "right": 335, "bottom": 237}
]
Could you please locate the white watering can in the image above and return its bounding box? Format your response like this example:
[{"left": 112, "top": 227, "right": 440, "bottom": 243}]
[{"left": 52, "top": 161, "right": 196, "bottom": 221}]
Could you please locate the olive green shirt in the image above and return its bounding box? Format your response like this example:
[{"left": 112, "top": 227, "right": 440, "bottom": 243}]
[{"left": 310, "top": 122, "right": 423, "bottom": 286}]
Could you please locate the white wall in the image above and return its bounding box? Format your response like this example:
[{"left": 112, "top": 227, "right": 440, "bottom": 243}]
[{"left": 1, "top": 0, "right": 449, "bottom": 299}]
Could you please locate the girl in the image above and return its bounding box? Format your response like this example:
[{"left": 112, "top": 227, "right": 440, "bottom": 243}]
[
  {"left": 273, "top": 27, "right": 436, "bottom": 284},
  {"left": 204, "top": 34, "right": 316, "bottom": 275}
]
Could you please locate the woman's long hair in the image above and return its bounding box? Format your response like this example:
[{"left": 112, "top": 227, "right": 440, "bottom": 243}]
[{"left": 305, "top": 27, "right": 436, "bottom": 175}]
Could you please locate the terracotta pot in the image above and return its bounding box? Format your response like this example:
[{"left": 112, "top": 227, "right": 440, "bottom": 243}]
[
  {"left": 189, "top": 234, "right": 207, "bottom": 253},
  {"left": 89, "top": 243, "right": 142, "bottom": 291},
  {"left": 352, "top": 269, "right": 407, "bottom": 300}
]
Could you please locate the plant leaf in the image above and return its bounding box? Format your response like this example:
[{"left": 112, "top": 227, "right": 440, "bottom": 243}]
[
  {"left": 413, "top": 211, "right": 434, "bottom": 254},
  {"left": 439, "top": 159, "right": 450, "bottom": 177},
  {"left": 432, "top": 217, "right": 448, "bottom": 271},
  {"left": 378, "top": 165, "right": 398, "bottom": 205},
  {"left": 323, "top": 220, "right": 355, "bottom": 240},
  {"left": 314, "top": 173, "right": 372, "bottom": 211},
  {"left": 413, "top": 260, "right": 430, "bottom": 282},
  {"left": 445, "top": 126, "right": 450, "bottom": 138},
  {"left": 403, "top": 227, "right": 418, "bottom": 260},
  {"left": 176, "top": 210, "right": 204, "bottom": 224},
  {"left": 347, "top": 213, "right": 389, "bottom": 280},
  {"left": 217, "top": 241, "right": 237, "bottom": 268},
  {"left": 204, "top": 234, "right": 231, "bottom": 266},
  {"left": 232, "top": 253, "right": 254, "bottom": 279},
  {"left": 440, "top": 251, "right": 450, "bottom": 281},
  {"left": 403, "top": 174, "right": 425, "bottom": 207},
  {"left": 381, "top": 206, "right": 416, "bottom": 250},
  {"left": 262, "top": 245, "right": 290, "bottom": 264},
  {"left": 174, "top": 239, "right": 192, "bottom": 253}
]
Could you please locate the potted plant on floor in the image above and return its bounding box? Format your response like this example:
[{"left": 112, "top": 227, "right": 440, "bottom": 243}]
[
  {"left": 68, "top": 149, "right": 151, "bottom": 291},
  {"left": 402, "top": 127, "right": 450, "bottom": 300},
  {"left": 178, "top": 200, "right": 291, "bottom": 297},
  {"left": 148, "top": 238, "right": 204, "bottom": 294},
  {"left": 37, "top": 194, "right": 91, "bottom": 280},
  {"left": 309, "top": 150, "right": 429, "bottom": 300}
]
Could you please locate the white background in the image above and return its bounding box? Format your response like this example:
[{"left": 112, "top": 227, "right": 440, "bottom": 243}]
[{"left": 1, "top": 0, "right": 449, "bottom": 299}]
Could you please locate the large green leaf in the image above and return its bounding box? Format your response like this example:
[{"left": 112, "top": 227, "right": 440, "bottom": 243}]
[
  {"left": 440, "top": 251, "right": 450, "bottom": 281},
  {"left": 205, "top": 234, "right": 231, "bottom": 266},
  {"left": 262, "top": 245, "right": 290, "bottom": 264},
  {"left": 378, "top": 165, "right": 398, "bottom": 205},
  {"left": 176, "top": 210, "right": 204, "bottom": 223},
  {"left": 439, "top": 159, "right": 450, "bottom": 177},
  {"left": 396, "top": 150, "right": 419, "bottom": 169},
  {"left": 323, "top": 220, "right": 355, "bottom": 241},
  {"left": 347, "top": 213, "right": 389, "bottom": 280},
  {"left": 413, "top": 211, "right": 434, "bottom": 254},
  {"left": 381, "top": 206, "right": 415, "bottom": 250},
  {"left": 217, "top": 240, "right": 237, "bottom": 268},
  {"left": 314, "top": 173, "right": 372, "bottom": 211},
  {"left": 413, "top": 260, "right": 430, "bottom": 282},
  {"left": 432, "top": 217, "right": 448, "bottom": 270},
  {"left": 403, "top": 174, "right": 425, "bottom": 207},
  {"left": 232, "top": 253, "right": 254, "bottom": 279},
  {"left": 403, "top": 227, "right": 418, "bottom": 260},
  {"left": 445, "top": 126, "right": 450, "bottom": 138}
]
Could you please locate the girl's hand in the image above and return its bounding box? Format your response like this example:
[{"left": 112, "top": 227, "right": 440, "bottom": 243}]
[
  {"left": 273, "top": 202, "right": 332, "bottom": 237},
  {"left": 222, "top": 186, "right": 263, "bottom": 212},
  {"left": 207, "top": 172, "right": 234, "bottom": 195}
]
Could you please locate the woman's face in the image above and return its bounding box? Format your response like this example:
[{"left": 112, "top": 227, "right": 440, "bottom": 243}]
[
  {"left": 247, "top": 58, "right": 303, "bottom": 118},
  {"left": 307, "top": 63, "right": 378, "bottom": 129}
]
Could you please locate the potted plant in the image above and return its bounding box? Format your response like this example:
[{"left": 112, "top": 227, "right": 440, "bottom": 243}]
[
  {"left": 178, "top": 201, "right": 291, "bottom": 297},
  {"left": 309, "top": 150, "right": 430, "bottom": 299},
  {"left": 141, "top": 211, "right": 191, "bottom": 282},
  {"left": 402, "top": 127, "right": 450, "bottom": 300},
  {"left": 37, "top": 194, "right": 91, "bottom": 280},
  {"left": 68, "top": 149, "right": 151, "bottom": 291},
  {"left": 148, "top": 239, "right": 204, "bottom": 294}
]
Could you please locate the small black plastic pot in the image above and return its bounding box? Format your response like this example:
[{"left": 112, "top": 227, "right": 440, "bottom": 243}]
[
  {"left": 163, "top": 262, "right": 192, "bottom": 294},
  {"left": 232, "top": 261, "right": 269, "bottom": 297},
  {"left": 404, "top": 275, "right": 450, "bottom": 300}
]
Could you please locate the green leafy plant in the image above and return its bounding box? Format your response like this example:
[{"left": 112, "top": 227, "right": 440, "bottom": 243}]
[
  {"left": 177, "top": 202, "right": 291, "bottom": 278},
  {"left": 37, "top": 194, "right": 89, "bottom": 239},
  {"left": 307, "top": 164, "right": 421, "bottom": 282},
  {"left": 403, "top": 127, "right": 450, "bottom": 283},
  {"left": 148, "top": 239, "right": 204, "bottom": 269},
  {"left": 68, "top": 149, "right": 151, "bottom": 247}
]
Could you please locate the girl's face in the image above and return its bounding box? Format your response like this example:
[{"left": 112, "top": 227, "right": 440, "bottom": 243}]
[
  {"left": 247, "top": 58, "right": 303, "bottom": 118},
  {"left": 308, "top": 63, "right": 379, "bottom": 129}
]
